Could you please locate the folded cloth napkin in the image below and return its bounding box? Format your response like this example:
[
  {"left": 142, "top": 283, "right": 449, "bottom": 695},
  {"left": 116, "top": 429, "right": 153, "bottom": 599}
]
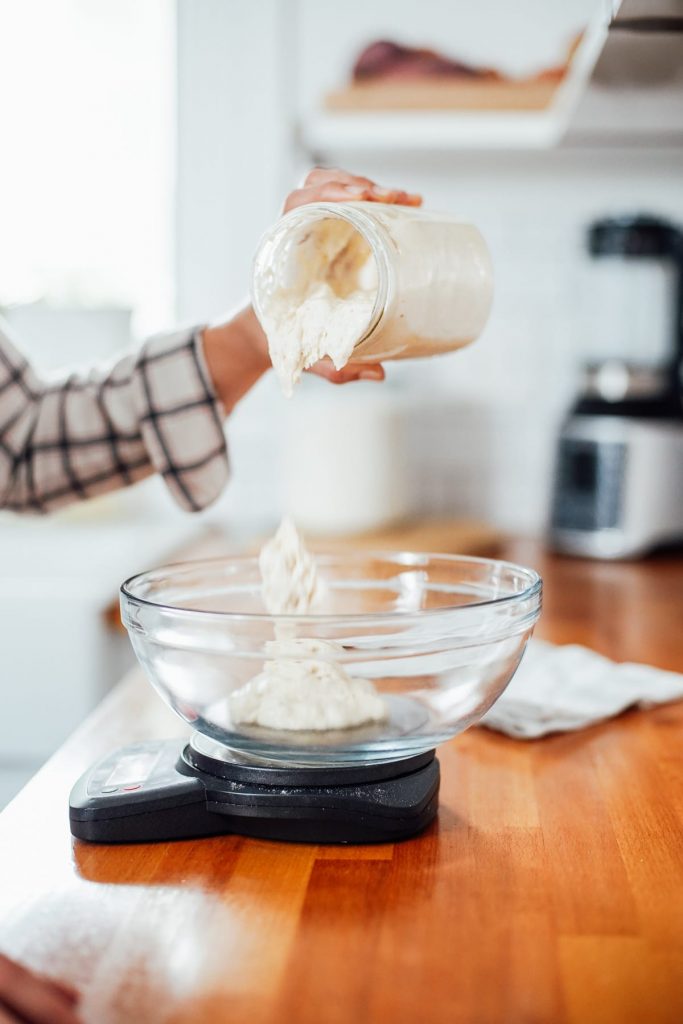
[{"left": 480, "top": 639, "right": 683, "bottom": 739}]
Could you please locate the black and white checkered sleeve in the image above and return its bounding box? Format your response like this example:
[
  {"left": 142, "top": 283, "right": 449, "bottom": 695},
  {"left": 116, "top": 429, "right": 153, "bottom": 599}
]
[{"left": 0, "top": 320, "right": 229, "bottom": 514}]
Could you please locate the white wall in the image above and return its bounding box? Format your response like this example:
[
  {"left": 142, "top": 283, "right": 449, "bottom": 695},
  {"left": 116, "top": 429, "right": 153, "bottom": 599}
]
[{"left": 175, "top": 0, "right": 297, "bottom": 324}]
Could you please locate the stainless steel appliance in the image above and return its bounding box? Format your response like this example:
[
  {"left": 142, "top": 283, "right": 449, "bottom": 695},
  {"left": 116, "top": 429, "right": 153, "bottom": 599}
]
[{"left": 550, "top": 215, "right": 683, "bottom": 559}]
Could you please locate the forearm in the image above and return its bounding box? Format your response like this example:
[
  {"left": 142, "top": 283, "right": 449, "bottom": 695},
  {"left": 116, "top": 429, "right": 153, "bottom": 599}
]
[
  {"left": 0, "top": 322, "right": 229, "bottom": 514},
  {"left": 201, "top": 306, "right": 270, "bottom": 415}
]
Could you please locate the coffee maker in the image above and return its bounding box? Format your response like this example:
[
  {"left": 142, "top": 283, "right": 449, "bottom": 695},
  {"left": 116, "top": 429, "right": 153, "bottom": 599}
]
[{"left": 550, "top": 215, "right": 683, "bottom": 559}]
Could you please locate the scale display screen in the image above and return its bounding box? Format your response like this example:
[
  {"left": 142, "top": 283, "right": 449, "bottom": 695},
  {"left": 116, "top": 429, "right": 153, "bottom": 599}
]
[{"left": 105, "top": 751, "right": 159, "bottom": 787}]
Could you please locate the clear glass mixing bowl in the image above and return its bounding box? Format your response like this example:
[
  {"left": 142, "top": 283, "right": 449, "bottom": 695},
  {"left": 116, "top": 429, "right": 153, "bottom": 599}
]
[{"left": 120, "top": 553, "right": 542, "bottom": 767}]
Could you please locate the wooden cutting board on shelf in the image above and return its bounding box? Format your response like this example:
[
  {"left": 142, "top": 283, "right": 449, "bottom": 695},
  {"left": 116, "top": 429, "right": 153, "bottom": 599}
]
[{"left": 325, "top": 79, "right": 562, "bottom": 112}]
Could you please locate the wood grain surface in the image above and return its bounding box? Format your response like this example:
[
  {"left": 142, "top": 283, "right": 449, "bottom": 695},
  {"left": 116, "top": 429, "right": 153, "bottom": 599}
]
[
  {"left": 103, "top": 519, "right": 502, "bottom": 632},
  {"left": 324, "top": 79, "right": 562, "bottom": 112},
  {"left": 1, "top": 541, "right": 682, "bottom": 1024},
  {"left": 158, "top": 518, "right": 503, "bottom": 559}
]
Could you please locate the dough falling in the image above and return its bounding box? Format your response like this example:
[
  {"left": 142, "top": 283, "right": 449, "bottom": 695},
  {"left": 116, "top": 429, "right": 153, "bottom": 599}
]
[
  {"left": 228, "top": 520, "right": 387, "bottom": 732},
  {"left": 258, "top": 216, "right": 377, "bottom": 396}
]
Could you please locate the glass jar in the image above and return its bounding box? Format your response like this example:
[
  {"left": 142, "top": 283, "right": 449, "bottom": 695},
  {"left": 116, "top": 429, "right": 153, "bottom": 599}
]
[{"left": 251, "top": 201, "right": 493, "bottom": 365}]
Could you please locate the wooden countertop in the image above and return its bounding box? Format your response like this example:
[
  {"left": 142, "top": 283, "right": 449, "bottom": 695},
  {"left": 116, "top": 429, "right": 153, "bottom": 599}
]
[{"left": 1, "top": 541, "right": 682, "bottom": 1024}]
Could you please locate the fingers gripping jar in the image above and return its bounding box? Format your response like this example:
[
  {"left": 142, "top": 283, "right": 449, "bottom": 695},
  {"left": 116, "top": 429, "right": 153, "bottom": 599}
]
[{"left": 251, "top": 201, "right": 494, "bottom": 394}]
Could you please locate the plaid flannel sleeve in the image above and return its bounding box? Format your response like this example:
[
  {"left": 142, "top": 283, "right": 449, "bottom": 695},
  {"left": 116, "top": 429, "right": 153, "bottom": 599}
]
[{"left": 0, "top": 320, "right": 229, "bottom": 514}]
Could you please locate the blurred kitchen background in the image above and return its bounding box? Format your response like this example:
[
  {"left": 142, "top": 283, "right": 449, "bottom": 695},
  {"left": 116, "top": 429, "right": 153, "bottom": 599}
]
[{"left": 0, "top": 0, "right": 682, "bottom": 805}]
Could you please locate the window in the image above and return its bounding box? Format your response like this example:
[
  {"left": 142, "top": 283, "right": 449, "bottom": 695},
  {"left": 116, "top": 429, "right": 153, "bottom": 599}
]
[{"left": 0, "top": 0, "right": 175, "bottom": 339}]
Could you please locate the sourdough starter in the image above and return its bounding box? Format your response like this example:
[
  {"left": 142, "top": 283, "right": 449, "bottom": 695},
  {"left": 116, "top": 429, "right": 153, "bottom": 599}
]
[
  {"left": 253, "top": 201, "right": 493, "bottom": 396},
  {"left": 228, "top": 520, "right": 387, "bottom": 731},
  {"left": 258, "top": 216, "right": 377, "bottom": 396}
]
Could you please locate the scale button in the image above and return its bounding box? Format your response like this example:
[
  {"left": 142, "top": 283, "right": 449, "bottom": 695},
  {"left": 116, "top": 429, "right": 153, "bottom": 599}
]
[
  {"left": 123, "top": 784, "right": 142, "bottom": 792},
  {"left": 101, "top": 786, "right": 118, "bottom": 794}
]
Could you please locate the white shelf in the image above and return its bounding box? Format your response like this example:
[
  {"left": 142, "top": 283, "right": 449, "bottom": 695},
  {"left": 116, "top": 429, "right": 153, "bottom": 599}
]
[
  {"left": 300, "top": 109, "right": 566, "bottom": 153},
  {"left": 299, "top": 7, "right": 610, "bottom": 154}
]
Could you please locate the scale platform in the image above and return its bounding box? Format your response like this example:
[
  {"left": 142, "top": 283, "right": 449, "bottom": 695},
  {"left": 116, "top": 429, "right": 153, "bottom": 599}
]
[{"left": 69, "top": 736, "right": 440, "bottom": 845}]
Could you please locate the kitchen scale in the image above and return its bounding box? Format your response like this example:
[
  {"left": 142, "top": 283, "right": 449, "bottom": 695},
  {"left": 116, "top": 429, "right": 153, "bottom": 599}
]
[
  {"left": 69, "top": 733, "right": 440, "bottom": 845},
  {"left": 68, "top": 549, "right": 542, "bottom": 847}
]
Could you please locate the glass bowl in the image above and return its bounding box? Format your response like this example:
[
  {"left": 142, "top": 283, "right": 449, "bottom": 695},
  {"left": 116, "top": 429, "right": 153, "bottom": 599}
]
[{"left": 120, "top": 552, "right": 542, "bottom": 767}]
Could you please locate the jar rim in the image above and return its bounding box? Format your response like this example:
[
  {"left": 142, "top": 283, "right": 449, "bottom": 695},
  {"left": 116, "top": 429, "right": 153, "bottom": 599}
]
[{"left": 251, "top": 201, "right": 391, "bottom": 349}]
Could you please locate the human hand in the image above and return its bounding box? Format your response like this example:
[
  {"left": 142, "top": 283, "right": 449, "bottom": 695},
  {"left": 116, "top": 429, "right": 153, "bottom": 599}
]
[
  {"left": 282, "top": 166, "right": 422, "bottom": 214},
  {"left": 286, "top": 167, "right": 422, "bottom": 385},
  {"left": 203, "top": 169, "right": 422, "bottom": 405},
  {"left": 0, "top": 953, "right": 80, "bottom": 1023},
  {"left": 202, "top": 306, "right": 388, "bottom": 406}
]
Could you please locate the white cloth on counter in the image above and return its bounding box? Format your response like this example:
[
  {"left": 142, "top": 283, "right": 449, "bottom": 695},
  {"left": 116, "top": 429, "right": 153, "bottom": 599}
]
[{"left": 480, "top": 639, "right": 683, "bottom": 740}]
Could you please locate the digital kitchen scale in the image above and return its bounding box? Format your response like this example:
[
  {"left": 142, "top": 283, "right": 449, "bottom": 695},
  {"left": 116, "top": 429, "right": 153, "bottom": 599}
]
[{"left": 69, "top": 735, "right": 440, "bottom": 844}]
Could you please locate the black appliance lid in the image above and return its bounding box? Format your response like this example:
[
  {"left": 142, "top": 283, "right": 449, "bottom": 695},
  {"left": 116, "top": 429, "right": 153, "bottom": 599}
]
[{"left": 588, "top": 215, "right": 683, "bottom": 258}]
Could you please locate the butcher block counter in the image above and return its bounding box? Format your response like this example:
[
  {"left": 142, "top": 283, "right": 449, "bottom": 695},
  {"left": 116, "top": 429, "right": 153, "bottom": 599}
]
[{"left": 0, "top": 540, "right": 682, "bottom": 1024}]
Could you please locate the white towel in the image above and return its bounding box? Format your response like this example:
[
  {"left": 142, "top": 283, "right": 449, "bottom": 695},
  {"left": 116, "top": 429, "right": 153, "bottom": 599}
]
[{"left": 480, "top": 639, "right": 683, "bottom": 739}]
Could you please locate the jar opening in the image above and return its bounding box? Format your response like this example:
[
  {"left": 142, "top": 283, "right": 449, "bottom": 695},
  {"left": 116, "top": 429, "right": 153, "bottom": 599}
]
[{"left": 252, "top": 202, "right": 390, "bottom": 352}]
